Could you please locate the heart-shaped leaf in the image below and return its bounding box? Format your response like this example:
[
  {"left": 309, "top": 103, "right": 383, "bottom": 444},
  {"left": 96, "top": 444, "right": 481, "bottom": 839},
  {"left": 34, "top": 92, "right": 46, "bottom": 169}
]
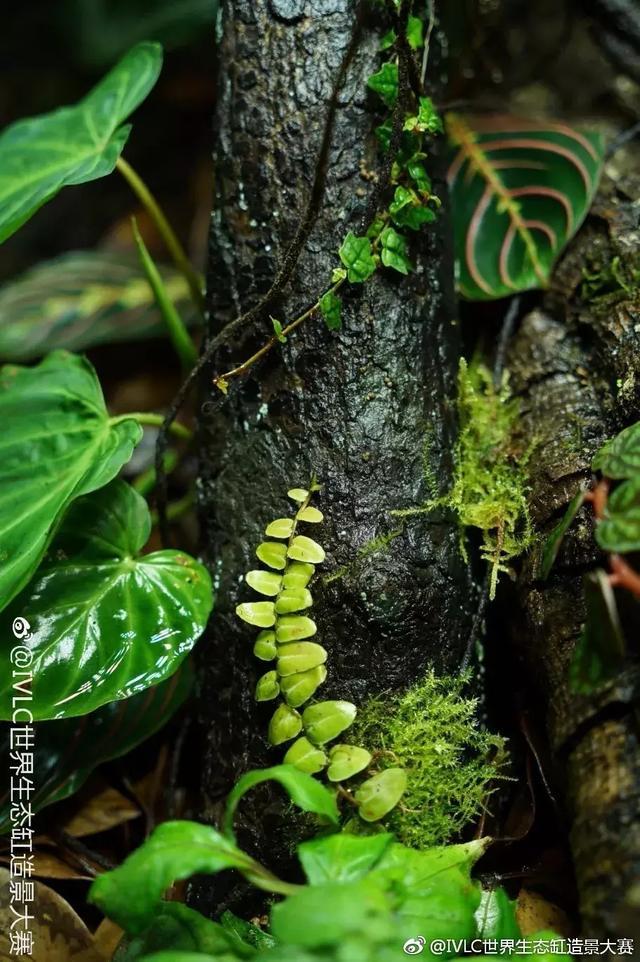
[
  {"left": 0, "top": 661, "right": 193, "bottom": 833},
  {"left": 0, "top": 351, "right": 142, "bottom": 610},
  {"left": 0, "top": 42, "right": 162, "bottom": 243},
  {"left": 0, "top": 251, "right": 196, "bottom": 361},
  {"left": 0, "top": 480, "right": 213, "bottom": 719},
  {"left": 447, "top": 114, "right": 605, "bottom": 300},
  {"left": 297, "top": 832, "right": 394, "bottom": 885}
]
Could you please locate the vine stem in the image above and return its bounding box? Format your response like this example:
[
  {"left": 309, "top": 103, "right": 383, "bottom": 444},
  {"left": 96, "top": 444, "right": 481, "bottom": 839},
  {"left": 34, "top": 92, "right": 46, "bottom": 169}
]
[
  {"left": 116, "top": 156, "right": 205, "bottom": 313},
  {"left": 116, "top": 411, "right": 193, "bottom": 442},
  {"left": 213, "top": 279, "right": 344, "bottom": 393}
]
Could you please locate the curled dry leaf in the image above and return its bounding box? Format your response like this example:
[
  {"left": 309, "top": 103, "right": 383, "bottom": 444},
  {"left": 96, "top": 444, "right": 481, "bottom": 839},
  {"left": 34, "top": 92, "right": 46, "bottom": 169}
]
[{"left": 0, "top": 867, "right": 105, "bottom": 960}]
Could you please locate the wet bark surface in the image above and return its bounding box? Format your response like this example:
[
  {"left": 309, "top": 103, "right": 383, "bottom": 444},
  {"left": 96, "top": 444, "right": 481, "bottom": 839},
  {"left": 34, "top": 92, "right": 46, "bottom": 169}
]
[
  {"left": 193, "top": 0, "right": 477, "bottom": 913},
  {"left": 508, "top": 173, "right": 640, "bottom": 936}
]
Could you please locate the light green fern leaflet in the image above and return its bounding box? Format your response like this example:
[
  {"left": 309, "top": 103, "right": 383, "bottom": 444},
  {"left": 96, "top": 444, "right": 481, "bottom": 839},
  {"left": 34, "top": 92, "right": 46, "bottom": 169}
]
[{"left": 235, "top": 484, "right": 406, "bottom": 823}]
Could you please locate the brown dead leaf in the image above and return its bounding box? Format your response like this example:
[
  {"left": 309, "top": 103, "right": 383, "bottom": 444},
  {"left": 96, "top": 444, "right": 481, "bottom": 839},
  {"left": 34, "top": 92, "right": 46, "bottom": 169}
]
[
  {"left": 37, "top": 779, "right": 140, "bottom": 841},
  {"left": 516, "top": 888, "right": 572, "bottom": 937},
  {"left": 0, "top": 868, "right": 105, "bottom": 961},
  {"left": 0, "top": 850, "right": 93, "bottom": 882},
  {"left": 93, "top": 918, "right": 124, "bottom": 959}
]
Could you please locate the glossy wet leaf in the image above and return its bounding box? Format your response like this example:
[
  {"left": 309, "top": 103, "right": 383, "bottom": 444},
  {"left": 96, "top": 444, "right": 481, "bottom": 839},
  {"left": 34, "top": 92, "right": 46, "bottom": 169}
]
[
  {"left": 447, "top": 114, "right": 605, "bottom": 300},
  {"left": 366, "top": 62, "right": 398, "bottom": 108},
  {"left": 0, "top": 251, "right": 196, "bottom": 362},
  {"left": 236, "top": 601, "right": 275, "bottom": 628},
  {"left": 569, "top": 569, "right": 625, "bottom": 694},
  {"left": 268, "top": 703, "right": 303, "bottom": 745},
  {"left": 338, "top": 232, "right": 377, "bottom": 284},
  {"left": 355, "top": 768, "right": 407, "bottom": 821},
  {"left": 275, "top": 615, "right": 317, "bottom": 642},
  {"left": 275, "top": 588, "right": 313, "bottom": 614},
  {"left": 0, "top": 351, "right": 141, "bottom": 611},
  {"left": 255, "top": 670, "right": 280, "bottom": 702},
  {"left": 298, "top": 832, "right": 393, "bottom": 885},
  {"left": 302, "top": 700, "right": 357, "bottom": 745},
  {"left": 540, "top": 490, "right": 585, "bottom": 579},
  {"left": 245, "top": 569, "right": 282, "bottom": 596},
  {"left": 327, "top": 744, "right": 372, "bottom": 782},
  {"left": 276, "top": 642, "right": 328, "bottom": 677},
  {"left": 256, "top": 541, "right": 287, "bottom": 570},
  {"left": 89, "top": 821, "right": 264, "bottom": 934},
  {"left": 223, "top": 764, "right": 339, "bottom": 838},
  {"left": 0, "top": 480, "right": 212, "bottom": 719},
  {"left": 280, "top": 664, "right": 327, "bottom": 707},
  {"left": 283, "top": 737, "right": 328, "bottom": 774},
  {"left": 380, "top": 226, "right": 412, "bottom": 274},
  {"left": 0, "top": 43, "right": 163, "bottom": 243},
  {"left": 593, "top": 421, "right": 640, "bottom": 478},
  {"left": 597, "top": 478, "right": 640, "bottom": 552},
  {"left": 319, "top": 290, "right": 342, "bottom": 332},
  {"left": 0, "top": 662, "right": 192, "bottom": 832},
  {"left": 287, "top": 535, "right": 326, "bottom": 564}
]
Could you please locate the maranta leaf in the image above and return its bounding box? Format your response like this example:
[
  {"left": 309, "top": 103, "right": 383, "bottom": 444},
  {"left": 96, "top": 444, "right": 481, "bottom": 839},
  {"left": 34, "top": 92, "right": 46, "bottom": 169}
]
[
  {"left": 447, "top": 114, "right": 605, "bottom": 300},
  {"left": 0, "top": 251, "right": 196, "bottom": 361}
]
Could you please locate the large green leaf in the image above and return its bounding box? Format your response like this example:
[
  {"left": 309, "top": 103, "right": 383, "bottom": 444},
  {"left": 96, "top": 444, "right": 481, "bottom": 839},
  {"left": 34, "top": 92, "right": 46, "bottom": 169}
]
[
  {"left": 0, "top": 480, "right": 212, "bottom": 719},
  {"left": 223, "top": 765, "right": 340, "bottom": 839},
  {"left": 0, "top": 42, "right": 162, "bottom": 242},
  {"left": 89, "top": 820, "right": 277, "bottom": 935},
  {"left": 0, "top": 252, "right": 197, "bottom": 361},
  {"left": 0, "top": 661, "right": 193, "bottom": 833},
  {"left": 447, "top": 114, "right": 605, "bottom": 300},
  {"left": 0, "top": 351, "right": 142, "bottom": 610}
]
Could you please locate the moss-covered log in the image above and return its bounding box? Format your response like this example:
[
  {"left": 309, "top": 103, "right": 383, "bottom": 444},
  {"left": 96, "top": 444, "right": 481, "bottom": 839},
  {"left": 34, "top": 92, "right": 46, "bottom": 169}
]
[
  {"left": 508, "top": 174, "right": 640, "bottom": 936},
  {"left": 193, "top": 0, "right": 476, "bottom": 912}
]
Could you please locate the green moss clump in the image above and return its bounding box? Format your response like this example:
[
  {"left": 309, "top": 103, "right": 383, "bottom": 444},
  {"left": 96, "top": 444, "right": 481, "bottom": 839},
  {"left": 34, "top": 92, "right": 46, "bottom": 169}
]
[
  {"left": 445, "top": 358, "right": 532, "bottom": 598},
  {"left": 351, "top": 671, "right": 507, "bottom": 849},
  {"left": 580, "top": 254, "right": 640, "bottom": 302}
]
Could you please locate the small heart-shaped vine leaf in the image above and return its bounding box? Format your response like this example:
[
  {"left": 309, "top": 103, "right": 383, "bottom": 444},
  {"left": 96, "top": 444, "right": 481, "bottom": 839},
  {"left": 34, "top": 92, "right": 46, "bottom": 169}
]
[
  {"left": 593, "top": 420, "right": 640, "bottom": 478},
  {"left": 0, "top": 662, "right": 193, "bottom": 832},
  {"left": 0, "top": 480, "right": 213, "bottom": 719},
  {"left": 223, "top": 765, "right": 339, "bottom": 839},
  {"left": 380, "top": 226, "right": 412, "bottom": 275},
  {"left": 338, "top": 233, "right": 377, "bottom": 284},
  {"left": 0, "top": 251, "right": 196, "bottom": 362},
  {"left": 0, "top": 351, "right": 142, "bottom": 611},
  {"left": 0, "top": 42, "right": 162, "bottom": 243},
  {"left": 596, "top": 478, "right": 640, "bottom": 553},
  {"left": 447, "top": 114, "right": 605, "bottom": 300},
  {"left": 319, "top": 289, "right": 342, "bottom": 331},
  {"left": 366, "top": 62, "right": 399, "bottom": 108}
]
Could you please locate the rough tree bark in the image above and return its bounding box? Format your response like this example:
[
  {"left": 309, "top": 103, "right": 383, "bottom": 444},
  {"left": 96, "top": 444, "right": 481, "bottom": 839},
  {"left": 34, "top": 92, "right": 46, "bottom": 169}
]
[
  {"left": 193, "top": 0, "right": 477, "bottom": 911},
  {"left": 508, "top": 174, "right": 640, "bottom": 937}
]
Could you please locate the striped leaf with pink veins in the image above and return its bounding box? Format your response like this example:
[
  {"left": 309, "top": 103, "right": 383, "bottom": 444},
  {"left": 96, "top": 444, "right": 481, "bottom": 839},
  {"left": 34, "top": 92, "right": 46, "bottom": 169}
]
[{"left": 446, "top": 113, "right": 605, "bottom": 301}]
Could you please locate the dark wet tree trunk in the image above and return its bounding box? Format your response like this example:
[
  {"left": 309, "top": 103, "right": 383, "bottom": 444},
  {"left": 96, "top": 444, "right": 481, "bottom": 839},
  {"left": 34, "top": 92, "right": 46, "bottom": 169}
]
[
  {"left": 508, "top": 176, "right": 640, "bottom": 937},
  {"left": 193, "top": 0, "right": 476, "bottom": 913}
]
